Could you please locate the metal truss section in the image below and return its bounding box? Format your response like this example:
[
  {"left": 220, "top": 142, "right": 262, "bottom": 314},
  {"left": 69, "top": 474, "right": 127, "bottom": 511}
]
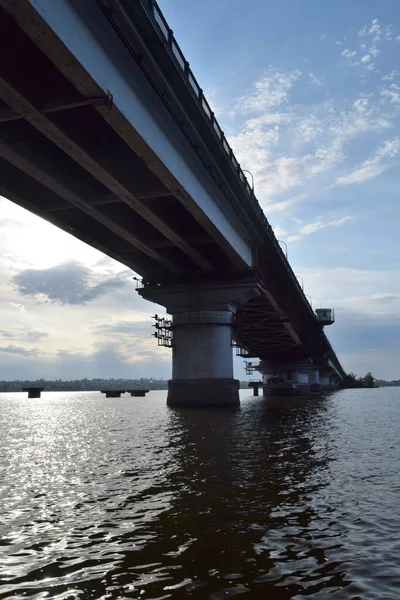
[{"left": 233, "top": 296, "right": 301, "bottom": 358}]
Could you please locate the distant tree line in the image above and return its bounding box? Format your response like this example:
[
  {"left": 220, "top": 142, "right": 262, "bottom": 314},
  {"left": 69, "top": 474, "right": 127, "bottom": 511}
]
[
  {"left": 343, "top": 372, "right": 376, "bottom": 388},
  {"left": 373, "top": 379, "right": 400, "bottom": 387},
  {"left": 0, "top": 378, "right": 169, "bottom": 392},
  {"left": 3, "top": 376, "right": 396, "bottom": 393},
  {"left": 1, "top": 378, "right": 257, "bottom": 392}
]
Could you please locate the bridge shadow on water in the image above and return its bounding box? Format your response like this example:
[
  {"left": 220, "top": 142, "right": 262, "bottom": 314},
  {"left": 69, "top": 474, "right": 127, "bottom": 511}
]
[{"left": 109, "top": 392, "right": 351, "bottom": 599}]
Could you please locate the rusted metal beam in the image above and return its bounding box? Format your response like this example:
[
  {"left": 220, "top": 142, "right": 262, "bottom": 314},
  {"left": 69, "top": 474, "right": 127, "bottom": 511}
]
[
  {"left": 0, "top": 75, "right": 213, "bottom": 272},
  {"left": 0, "top": 138, "right": 183, "bottom": 275}
]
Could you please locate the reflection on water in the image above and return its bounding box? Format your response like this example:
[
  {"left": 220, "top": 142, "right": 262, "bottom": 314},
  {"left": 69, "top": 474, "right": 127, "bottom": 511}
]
[{"left": 0, "top": 389, "right": 399, "bottom": 599}]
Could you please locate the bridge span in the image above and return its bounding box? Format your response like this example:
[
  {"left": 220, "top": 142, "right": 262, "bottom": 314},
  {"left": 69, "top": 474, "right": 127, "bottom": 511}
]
[{"left": 0, "top": 0, "right": 346, "bottom": 405}]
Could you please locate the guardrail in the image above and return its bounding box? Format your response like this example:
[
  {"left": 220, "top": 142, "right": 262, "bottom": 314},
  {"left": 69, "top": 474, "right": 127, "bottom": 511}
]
[{"left": 137, "top": 0, "right": 315, "bottom": 316}]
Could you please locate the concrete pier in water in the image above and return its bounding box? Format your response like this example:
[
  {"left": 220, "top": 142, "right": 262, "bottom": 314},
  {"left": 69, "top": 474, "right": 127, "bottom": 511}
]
[
  {"left": 101, "top": 390, "right": 125, "bottom": 398},
  {"left": 127, "top": 389, "right": 149, "bottom": 397},
  {"left": 22, "top": 387, "right": 44, "bottom": 398}
]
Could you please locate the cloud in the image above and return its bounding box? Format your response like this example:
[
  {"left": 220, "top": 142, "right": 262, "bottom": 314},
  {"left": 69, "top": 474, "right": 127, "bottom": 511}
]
[
  {"left": 336, "top": 137, "right": 400, "bottom": 185},
  {"left": 226, "top": 63, "right": 393, "bottom": 209},
  {"left": 263, "top": 194, "right": 308, "bottom": 215},
  {"left": 341, "top": 49, "right": 356, "bottom": 58},
  {"left": 272, "top": 224, "right": 288, "bottom": 238},
  {"left": 358, "top": 19, "right": 383, "bottom": 42},
  {"left": 360, "top": 54, "right": 371, "bottom": 64},
  {"left": 0, "top": 345, "right": 42, "bottom": 356},
  {"left": 335, "top": 294, "right": 400, "bottom": 318},
  {"left": 89, "top": 320, "right": 151, "bottom": 337},
  {"left": 7, "top": 302, "right": 26, "bottom": 312},
  {"left": 341, "top": 20, "right": 397, "bottom": 74},
  {"left": 384, "top": 28, "right": 394, "bottom": 41},
  {"left": 368, "top": 45, "right": 380, "bottom": 58},
  {"left": 369, "top": 293, "right": 400, "bottom": 304},
  {"left": 296, "top": 115, "right": 324, "bottom": 142},
  {"left": 234, "top": 67, "right": 301, "bottom": 115},
  {"left": 0, "top": 327, "right": 49, "bottom": 342},
  {"left": 337, "top": 347, "right": 400, "bottom": 381},
  {"left": 380, "top": 83, "right": 400, "bottom": 104},
  {"left": 287, "top": 216, "right": 353, "bottom": 242},
  {"left": 340, "top": 48, "right": 360, "bottom": 69},
  {"left": 0, "top": 330, "right": 17, "bottom": 339},
  {"left": 0, "top": 342, "right": 172, "bottom": 380},
  {"left": 0, "top": 218, "right": 23, "bottom": 229},
  {"left": 299, "top": 267, "right": 400, "bottom": 317},
  {"left": 11, "top": 261, "right": 131, "bottom": 305},
  {"left": 227, "top": 119, "right": 281, "bottom": 176},
  {"left": 308, "top": 72, "right": 322, "bottom": 86},
  {"left": 382, "top": 71, "right": 397, "bottom": 81},
  {"left": 291, "top": 268, "right": 400, "bottom": 376},
  {"left": 27, "top": 330, "right": 49, "bottom": 342}
]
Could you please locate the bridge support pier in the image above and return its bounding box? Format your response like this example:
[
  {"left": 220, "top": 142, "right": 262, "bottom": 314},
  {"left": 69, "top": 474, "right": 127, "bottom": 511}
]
[
  {"left": 320, "top": 374, "right": 332, "bottom": 390},
  {"left": 258, "top": 361, "right": 320, "bottom": 396},
  {"left": 139, "top": 280, "right": 262, "bottom": 407},
  {"left": 308, "top": 369, "right": 321, "bottom": 392},
  {"left": 169, "top": 309, "right": 238, "bottom": 406},
  {"left": 22, "top": 387, "right": 43, "bottom": 398}
]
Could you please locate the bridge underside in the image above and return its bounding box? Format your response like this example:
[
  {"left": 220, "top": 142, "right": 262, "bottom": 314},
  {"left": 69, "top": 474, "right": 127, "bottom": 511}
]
[{"left": 0, "top": 0, "right": 249, "bottom": 283}]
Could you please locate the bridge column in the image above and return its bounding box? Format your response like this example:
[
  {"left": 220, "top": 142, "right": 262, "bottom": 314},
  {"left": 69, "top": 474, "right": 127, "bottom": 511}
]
[
  {"left": 320, "top": 374, "right": 330, "bottom": 389},
  {"left": 139, "top": 280, "right": 263, "bottom": 407},
  {"left": 308, "top": 369, "right": 321, "bottom": 392},
  {"left": 329, "top": 374, "right": 340, "bottom": 389},
  {"left": 169, "top": 309, "right": 237, "bottom": 406}
]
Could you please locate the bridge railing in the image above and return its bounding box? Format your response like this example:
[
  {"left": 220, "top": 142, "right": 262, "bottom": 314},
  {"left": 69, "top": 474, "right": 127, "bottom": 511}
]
[{"left": 139, "top": 0, "right": 314, "bottom": 315}]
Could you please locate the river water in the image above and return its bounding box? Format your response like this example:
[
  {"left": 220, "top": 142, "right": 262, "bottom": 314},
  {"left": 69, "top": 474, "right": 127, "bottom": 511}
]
[{"left": 0, "top": 388, "right": 399, "bottom": 599}]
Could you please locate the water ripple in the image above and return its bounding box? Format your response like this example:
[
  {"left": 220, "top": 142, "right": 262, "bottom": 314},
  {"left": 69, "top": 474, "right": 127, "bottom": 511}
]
[{"left": 0, "top": 389, "right": 399, "bottom": 598}]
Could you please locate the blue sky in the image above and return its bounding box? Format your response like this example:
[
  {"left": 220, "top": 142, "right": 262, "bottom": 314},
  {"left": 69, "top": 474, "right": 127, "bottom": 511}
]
[{"left": 1, "top": 0, "right": 400, "bottom": 380}]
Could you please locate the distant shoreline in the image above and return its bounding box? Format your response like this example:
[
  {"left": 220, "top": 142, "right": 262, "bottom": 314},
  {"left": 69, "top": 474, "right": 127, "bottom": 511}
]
[
  {"left": 0, "top": 378, "right": 254, "bottom": 392},
  {"left": 2, "top": 378, "right": 400, "bottom": 393}
]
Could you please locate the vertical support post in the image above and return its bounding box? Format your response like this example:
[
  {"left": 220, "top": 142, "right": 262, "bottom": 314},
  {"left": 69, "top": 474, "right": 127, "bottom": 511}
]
[
  {"left": 309, "top": 369, "right": 321, "bottom": 392},
  {"left": 320, "top": 374, "right": 330, "bottom": 388},
  {"left": 168, "top": 310, "right": 239, "bottom": 406}
]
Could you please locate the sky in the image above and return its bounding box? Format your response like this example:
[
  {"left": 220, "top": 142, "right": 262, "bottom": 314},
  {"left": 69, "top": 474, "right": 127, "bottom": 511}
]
[{"left": 1, "top": 0, "right": 400, "bottom": 381}]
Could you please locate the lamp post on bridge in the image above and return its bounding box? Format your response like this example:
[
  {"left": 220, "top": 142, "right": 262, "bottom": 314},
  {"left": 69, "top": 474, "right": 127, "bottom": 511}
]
[
  {"left": 242, "top": 170, "right": 254, "bottom": 192},
  {"left": 277, "top": 240, "right": 288, "bottom": 258}
]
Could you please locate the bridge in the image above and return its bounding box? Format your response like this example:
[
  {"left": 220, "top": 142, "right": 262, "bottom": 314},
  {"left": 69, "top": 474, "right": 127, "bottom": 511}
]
[{"left": 0, "top": 0, "right": 346, "bottom": 406}]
